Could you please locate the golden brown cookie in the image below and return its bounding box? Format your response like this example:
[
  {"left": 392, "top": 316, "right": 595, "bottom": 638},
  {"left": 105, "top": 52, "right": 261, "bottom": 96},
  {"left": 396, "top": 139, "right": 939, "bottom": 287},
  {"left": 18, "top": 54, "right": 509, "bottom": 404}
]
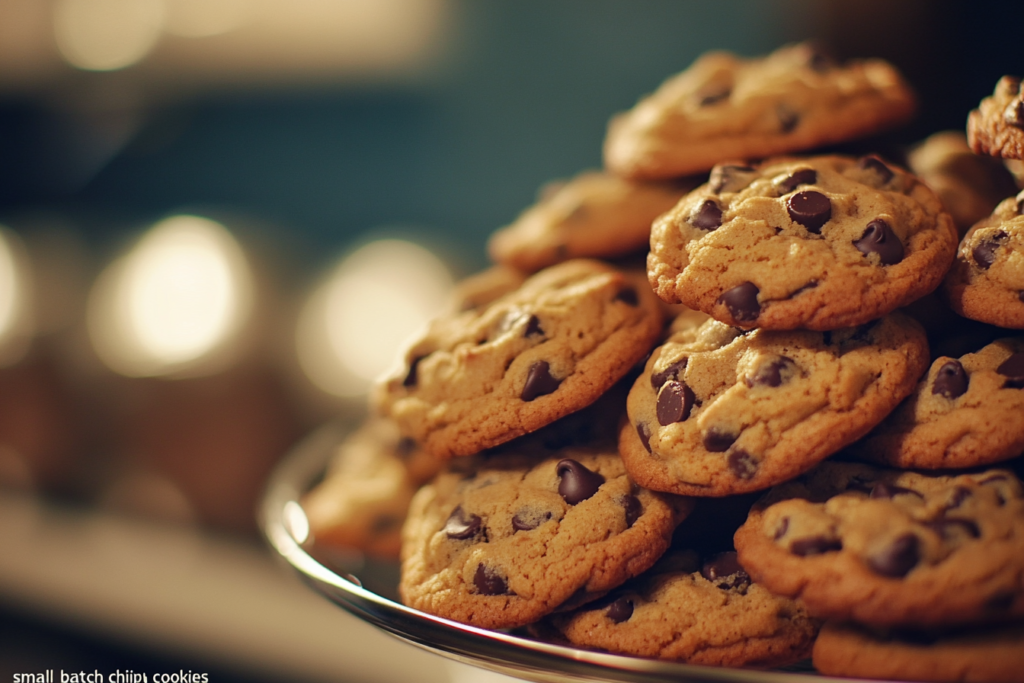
[
  {"left": 374, "top": 259, "right": 663, "bottom": 458},
  {"left": 968, "top": 76, "right": 1024, "bottom": 160},
  {"left": 399, "top": 447, "right": 691, "bottom": 629},
  {"left": 619, "top": 314, "right": 928, "bottom": 497},
  {"left": 488, "top": 171, "right": 693, "bottom": 272},
  {"left": 648, "top": 154, "right": 958, "bottom": 330},
  {"left": 604, "top": 43, "right": 915, "bottom": 180}
]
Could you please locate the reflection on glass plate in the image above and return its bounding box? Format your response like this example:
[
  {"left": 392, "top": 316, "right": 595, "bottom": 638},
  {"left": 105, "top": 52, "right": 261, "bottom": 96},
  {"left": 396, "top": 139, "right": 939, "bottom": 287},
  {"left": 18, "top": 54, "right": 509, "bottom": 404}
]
[{"left": 261, "top": 423, "right": 836, "bottom": 683}]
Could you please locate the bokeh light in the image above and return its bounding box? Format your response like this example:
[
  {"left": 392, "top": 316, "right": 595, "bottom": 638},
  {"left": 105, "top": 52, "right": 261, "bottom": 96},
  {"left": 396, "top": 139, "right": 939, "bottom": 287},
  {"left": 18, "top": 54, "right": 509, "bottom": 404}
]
[
  {"left": 0, "top": 226, "right": 34, "bottom": 368},
  {"left": 53, "top": 0, "right": 164, "bottom": 71}
]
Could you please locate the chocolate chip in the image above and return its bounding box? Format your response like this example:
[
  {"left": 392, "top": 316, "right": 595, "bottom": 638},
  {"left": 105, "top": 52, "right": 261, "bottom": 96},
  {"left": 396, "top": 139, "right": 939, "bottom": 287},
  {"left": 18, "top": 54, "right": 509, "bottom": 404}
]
[
  {"left": 512, "top": 509, "right": 552, "bottom": 532},
  {"left": 727, "top": 449, "right": 758, "bottom": 480},
  {"left": 620, "top": 495, "right": 642, "bottom": 528},
  {"left": 396, "top": 437, "right": 417, "bottom": 459},
  {"left": 524, "top": 315, "right": 544, "bottom": 337},
  {"left": 636, "top": 422, "right": 652, "bottom": 453},
  {"left": 790, "top": 535, "right": 842, "bottom": 556},
  {"left": 697, "top": 84, "right": 731, "bottom": 107},
  {"left": 709, "top": 164, "right": 756, "bottom": 193},
  {"left": 869, "top": 482, "right": 923, "bottom": 500},
  {"left": 857, "top": 155, "right": 895, "bottom": 185},
  {"left": 997, "top": 351, "right": 1024, "bottom": 389},
  {"left": 786, "top": 190, "right": 832, "bottom": 233},
  {"left": 614, "top": 287, "right": 639, "bottom": 306},
  {"left": 1005, "top": 98, "right": 1024, "bottom": 128},
  {"left": 945, "top": 487, "right": 972, "bottom": 510},
  {"left": 777, "top": 104, "right": 799, "bottom": 132},
  {"left": 606, "top": 596, "right": 634, "bottom": 623},
  {"left": 556, "top": 459, "right": 605, "bottom": 504},
  {"left": 689, "top": 199, "right": 723, "bottom": 230},
  {"left": 775, "top": 168, "right": 817, "bottom": 194},
  {"left": 701, "top": 551, "right": 751, "bottom": 590},
  {"left": 854, "top": 219, "right": 904, "bottom": 265},
  {"left": 1019, "top": 291, "right": 1024, "bottom": 304},
  {"left": 651, "top": 358, "right": 687, "bottom": 389},
  {"left": 932, "top": 360, "right": 969, "bottom": 399},
  {"left": 403, "top": 355, "right": 426, "bottom": 387},
  {"left": 473, "top": 564, "right": 511, "bottom": 595},
  {"left": 521, "top": 360, "right": 561, "bottom": 401},
  {"left": 774, "top": 517, "right": 790, "bottom": 540},
  {"left": 444, "top": 506, "right": 483, "bottom": 540},
  {"left": 866, "top": 533, "right": 919, "bottom": 577},
  {"left": 717, "top": 282, "right": 760, "bottom": 323},
  {"left": 702, "top": 427, "right": 737, "bottom": 452},
  {"left": 972, "top": 232, "right": 1007, "bottom": 269},
  {"left": 926, "top": 517, "right": 980, "bottom": 541},
  {"left": 745, "top": 356, "right": 797, "bottom": 388},
  {"left": 657, "top": 380, "right": 695, "bottom": 425}
]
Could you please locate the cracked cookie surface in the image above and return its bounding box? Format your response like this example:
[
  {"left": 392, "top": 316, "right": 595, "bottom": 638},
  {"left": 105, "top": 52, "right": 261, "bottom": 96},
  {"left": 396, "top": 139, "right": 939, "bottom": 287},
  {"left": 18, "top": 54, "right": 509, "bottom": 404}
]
[{"left": 648, "top": 154, "right": 957, "bottom": 330}]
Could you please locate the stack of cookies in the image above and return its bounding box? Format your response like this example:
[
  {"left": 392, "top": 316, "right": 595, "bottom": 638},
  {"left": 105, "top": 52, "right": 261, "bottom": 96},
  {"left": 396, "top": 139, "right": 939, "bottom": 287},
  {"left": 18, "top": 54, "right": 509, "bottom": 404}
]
[{"left": 302, "top": 43, "right": 1024, "bottom": 681}]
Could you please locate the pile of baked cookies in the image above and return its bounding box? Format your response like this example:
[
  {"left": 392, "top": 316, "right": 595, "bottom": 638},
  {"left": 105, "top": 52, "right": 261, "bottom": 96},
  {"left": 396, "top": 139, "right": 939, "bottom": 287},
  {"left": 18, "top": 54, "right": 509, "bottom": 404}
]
[{"left": 301, "top": 44, "right": 1024, "bottom": 681}]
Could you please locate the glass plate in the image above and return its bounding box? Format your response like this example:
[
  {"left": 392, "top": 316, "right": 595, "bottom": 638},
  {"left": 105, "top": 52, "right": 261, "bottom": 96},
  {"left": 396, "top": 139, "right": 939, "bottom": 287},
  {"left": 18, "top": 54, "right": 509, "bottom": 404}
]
[{"left": 261, "top": 423, "right": 839, "bottom": 683}]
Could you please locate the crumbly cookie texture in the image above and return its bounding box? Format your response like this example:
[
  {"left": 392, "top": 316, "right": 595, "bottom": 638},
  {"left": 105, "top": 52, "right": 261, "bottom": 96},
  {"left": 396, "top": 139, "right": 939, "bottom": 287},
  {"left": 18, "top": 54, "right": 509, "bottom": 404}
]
[
  {"left": 488, "top": 171, "right": 693, "bottom": 272},
  {"left": 546, "top": 549, "right": 819, "bottom": 667},
  {"left": 944, "top": 191, "right": 1024, "bottom": 329},
  {"left": 907, "top": 130, "right": 1020, "bottom": 236},
  {"left": 374, "top": 259, "right": 663, "bottom": 458},
  {"left": 648, "top": 154, "right": 958, "bottom": 330},
  {"left": 399, "top": 448, "right": 691, "bottom": 629},
  {"left": 813, "top": 620, "right": 1024, "bottom": 683},
  {"left": 853, "top": 338, "right": 1024, "bottom": 469},
  {"left": 619, "top": 314, "right": 928, "bottom": 497},
  {"left": 604, "top": 42, "right": 915, "bottom": 180},
  {"left": 968, "top": 76, "right": 1024, "bottom": 160},
  {"left": 302, "top": 418, "right": 441, "bottom": 559},
  {"left": 734, "top": 462, "right": 1024, "bottom": 627}
]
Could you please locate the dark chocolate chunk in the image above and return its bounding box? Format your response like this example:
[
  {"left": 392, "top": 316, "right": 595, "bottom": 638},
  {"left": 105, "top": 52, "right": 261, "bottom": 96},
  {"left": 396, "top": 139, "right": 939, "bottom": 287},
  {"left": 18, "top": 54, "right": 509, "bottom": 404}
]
[
  {"left": 1005, "top": 98, "right": 1024, "bottom": 128},
  {"left": 1019, "top": 291, "right": 1024, "bottom": 304},
  {"left": 396, "top": 437, "right": 417, "bottom": 459},
  {"left": 556, "top": 459, "right": 606, "bottom": 504},
  {"left": 866, "top": 533, "right": 919, "bottom": 577},
  {"left": 702, "top": 427, "right": 737, "bottom": 452},
  {"left": 614, "top": 287, "right": 639, "bottom": 306},
  {"left": 606, "top": 596, "right": 634, "bottom": 623},
  {"left": 444, "top": 506, "right": 483, "bottom": 540},
  {"left": 651, "top": 358, "right": 687, "bottom": 389},
  {"left": 775, "top": 168, "right": 817, "bottom": 194},
  {"left": 857, "top": 155, "right": 895, "bottom": 185},
  {"left": 854, "top": 219, "right": 904, "bottom": 265},
  {"left": 717, "top": 282, "right": 760, "bottom": 323},
  {"left": 620, "top": 494, "right": 642, "bottom": 528},
  {"left": 521, "top": 360, "right": 561, "bottom": 401},
  {"left": 403, "top": 355, "right": 426, "bottom": 387},
  {"left": 972, "top": 232, "right": 1007, "bottom": 269},
  {"left": 786, "top": 190, "right": 832, "bottom": 233},
  {"left": 709, "top": 164, "right": 756, "bottom": 193},
  {"left": 512, "top": 509, "right": 552, "bottom": 532},
  {"left": 790, "top": 535, "right": 842, "bottom": 556},
  {"left": 727, "top": 449, "right": 758, "bottom": 480},
  {"left": 745, "top": 356, "right": 797, "bottom": 388},
  {"left": 701, "top": 551, "right": 751, "bottom": 591},
  {"left": 524, "top": 314, "right": 544, "bottom": 337},
  {"left": 932, "top": 360, "right": 969, "bottom": 399},
  {"left": 689, "top": 199, "right": 723, "bottom": 230},
  {"left": 944, "top": 486, "right": 972, "bottom": 510},
  {"left": 997, "top": 351, "right": 1024, "bottom": 389},
  {"left": 777, "top": 104, "right": 799, "bottom": 132},
  {"left": 657, "top": 380, "right": 695, "bottom": 425},
  {"left": 774, "top": 517, "right": 790, "bottom": 540},
  {"left": 869, "top": 482, "right": 923, "bottom": 500},
  {"left": 636, "top": 422, "right": 652, "bottom": 453},
  {"left": 697, "top": 84, "right": 731, "bottom": 107},
  {"left": 473, "top": 564, "right": 510, "bottom": 595}
]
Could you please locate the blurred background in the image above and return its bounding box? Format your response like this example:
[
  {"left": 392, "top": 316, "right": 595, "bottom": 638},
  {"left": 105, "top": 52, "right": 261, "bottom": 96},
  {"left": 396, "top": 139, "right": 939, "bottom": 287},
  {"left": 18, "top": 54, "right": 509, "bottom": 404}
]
[{"left": 0, "top": 0, "right": 1020, "bottom": 681}]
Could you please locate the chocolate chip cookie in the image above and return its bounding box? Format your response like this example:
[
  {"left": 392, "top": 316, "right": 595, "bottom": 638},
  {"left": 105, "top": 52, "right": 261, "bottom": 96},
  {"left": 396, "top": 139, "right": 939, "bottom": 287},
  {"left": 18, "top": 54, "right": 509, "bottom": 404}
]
[
  {"left": 619, "top": 314, "right": 929, "bottom": 497},
  {"left": 374, "top": 259, "right": 664, "bottom": 458},
  {"left": 488, "top": 171, "right": 693, "bottom": 272},
  {"left": 853, "top": 337, "right": 1024, "bottom": 470},
  {"left": 545, "top": 548, "right": 819, "bottom": 667},
  {"left": 813, "top": 620, "right": 1024, "bottom": 683},
  {"left": 648, "top": 154, "right": 958, "bottom": 330},
  {"left": 399, "top": 447, "right": 691, "bottom": 629},
  {"left": 604, "top": 43, "right": 916, "bottom": 180},
  {"left": 945, "top": 190, "right": 1024, "bottom": 329},
  {"left": 968, "top": 76, "right": 1024, "bottom": 160},
  {"left": 734, "top": 462, "right": 1024, "bottom": 627},
  {"left": 302, "top": 418, "right": 441, "bottom": 559}
]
